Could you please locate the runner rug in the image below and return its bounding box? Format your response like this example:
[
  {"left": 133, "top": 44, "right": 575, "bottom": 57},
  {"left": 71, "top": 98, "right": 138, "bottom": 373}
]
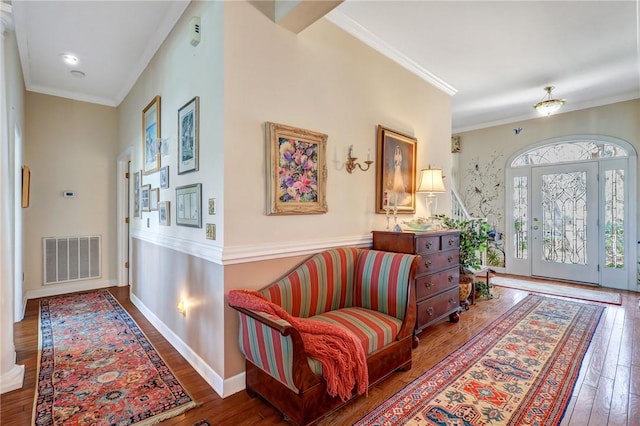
[
  {"left": 492, "top": 276, "right": 622, "bottom": 305},
  {"left": 354, "top": 294, "right": 604, "bottom": 426},
  {"left": 33, "top": 290, "right": 196, "bottom": 425}
]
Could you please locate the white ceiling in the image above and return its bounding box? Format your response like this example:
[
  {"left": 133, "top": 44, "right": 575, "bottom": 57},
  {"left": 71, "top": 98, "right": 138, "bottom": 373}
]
[{"left": 10, "top": 1, "right": 640, "bottom": 132}]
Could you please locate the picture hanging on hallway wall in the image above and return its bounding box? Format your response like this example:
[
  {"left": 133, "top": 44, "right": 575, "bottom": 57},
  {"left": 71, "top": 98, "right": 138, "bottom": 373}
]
[
  {"left": 159, "top": 201, "right": 170, "bottom": 226},
  {"left": 134, "top": 171, "right": 141, "bottom": 217},
  {"left": 176, "top": 183, "right": 202, "bottom": 228},
  {"left": 375, "top": 125, "right": 416, "bottom": 214},
  {"left": 141, "top": 184, "right": 151, "bottom": 212},
  {"left": 178, "top": 96, "right": 199, "bottom": 175},
  {"left": 265, "top": 121, "right": 328, "bottom": 215},
  {"left": 143, "top": 96, "right": 161, "bottom": 175}
]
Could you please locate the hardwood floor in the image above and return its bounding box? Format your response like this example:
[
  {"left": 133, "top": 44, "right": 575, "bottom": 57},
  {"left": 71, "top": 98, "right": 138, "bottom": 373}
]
[{"left": 2, "top": 281, "right": 639, "bottom": 425}]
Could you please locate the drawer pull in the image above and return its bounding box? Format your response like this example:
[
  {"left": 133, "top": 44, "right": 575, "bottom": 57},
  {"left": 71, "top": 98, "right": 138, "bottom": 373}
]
[
  {"left": 448, "top": 275, "right": 454, "bottom": 282},
  {"left": 427, "top": 307, "right": 434, "bottom": 316},
  {"left": 424, "top": 281, "right": 432, "bottom": 289},
  {"left": 449, "top": 297, "right": 456, "bottom": 304},
  {"left": 448, "top": 255, "right": 453, "bottom": 263},
  {"left": 425, "top": 241, "right": 432, "bottom": 249},
  {"left": 448, "top": 238, "right": 454, "bottom": 246},
  {"left": 424, "top": 259, "right": 432, "bottom": 268}
]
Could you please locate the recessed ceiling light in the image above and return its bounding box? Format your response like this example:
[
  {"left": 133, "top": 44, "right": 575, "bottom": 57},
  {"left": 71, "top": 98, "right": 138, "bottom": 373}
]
[
  {"left": 70, "top": 70, "right": 85, "bottom": 78},
  {"left": 59, "top": 53, "right": 79, "bottom": 65}
]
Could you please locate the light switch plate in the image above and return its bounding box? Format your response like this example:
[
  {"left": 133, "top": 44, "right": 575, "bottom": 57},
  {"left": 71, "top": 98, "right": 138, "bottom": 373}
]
[
  {"left": 208, "top": 198, "right": 216, "bottom": 215},
  {"left": 206, "top": 223, "right": 216, "bottom": 240}
]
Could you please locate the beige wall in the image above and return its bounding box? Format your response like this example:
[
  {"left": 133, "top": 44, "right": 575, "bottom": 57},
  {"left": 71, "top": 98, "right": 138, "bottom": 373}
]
[
  {"left": 117, "top": 0, "right": 453, "bottom": 396},
  {"left": 23, "top": 93, "right": 118, "bottom": 294}
]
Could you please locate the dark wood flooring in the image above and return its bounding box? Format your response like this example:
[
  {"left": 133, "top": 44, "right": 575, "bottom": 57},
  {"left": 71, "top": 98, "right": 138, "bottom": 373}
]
[{"left": 2, "top": 278, "right": 638, "bottom": 425}]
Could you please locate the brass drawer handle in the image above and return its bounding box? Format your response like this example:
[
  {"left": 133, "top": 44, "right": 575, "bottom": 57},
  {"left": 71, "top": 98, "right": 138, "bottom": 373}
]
[
  {"left": 448, "top": 255, "right": 453, "bottom": 263},
  {"left": 427, "top": 307, "right": 434, "bottom": 316},
  {"left": 448, "top": 238, "right": 454, "bottom": 246},
  {"left": 425, "top": 241, "right": 432, "bottom": 249},
  {"left": 424, "top": 281, "right": 432, "bottom": 289},
  {"left": 448, "top": 275, "right": 454, "bottom": 282},
  {"left": 424, "top": 259, "right": 432, "bottom": 268},
  {"left": 449, "top": 297, "right": 456, "bottom": 304}
]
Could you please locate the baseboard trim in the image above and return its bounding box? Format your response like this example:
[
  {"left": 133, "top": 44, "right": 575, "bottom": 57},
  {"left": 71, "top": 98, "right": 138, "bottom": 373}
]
[
  {"left": 130, "top": 292, "right": 244, "bottom": 398},
  {"left": 26, "top": 279, "right": 118, "bottom": 300},
  {"left": 0, "top": 364, "right": 25, "bottom": 394}
]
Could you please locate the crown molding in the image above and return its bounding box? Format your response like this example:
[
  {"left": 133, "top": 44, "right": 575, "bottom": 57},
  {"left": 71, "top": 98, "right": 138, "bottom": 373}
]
[{"left": 325, "top": 9, "right": 457, "bottom": 97}]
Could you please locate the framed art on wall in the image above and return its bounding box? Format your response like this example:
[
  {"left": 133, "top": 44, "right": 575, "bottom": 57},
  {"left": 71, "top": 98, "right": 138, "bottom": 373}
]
[
  {"left": 178, "top": 96, "right": 199, "bottom": 174},
  {"left": 133, "top": 171, "right": 141, "bottom": 217},
  {"left": 176, "top": 183, "right": 202, "bottom": 227},
  {"left": 141, "top": 184, "right": 151, "bottom": 212},
  {"left": 159, "top": 166, "right": 169, "bottom": 189},
  {"left": 159, "top": 201, "right": 170, "bottom": 226},
  {"left": 265, "top": 121, "right": 328, "bottom": 215},
  {"left": 21, "top": 165, "right": 30, "bottom": 208},
  {"left": 143, "top": 96, "right": 161, "bottom": 175},
  {"left": 375, "top": 125, "right": 417, "bottom": 214},
  {"left": 150, "top": 188, "right": 159, "bottom": 211}
]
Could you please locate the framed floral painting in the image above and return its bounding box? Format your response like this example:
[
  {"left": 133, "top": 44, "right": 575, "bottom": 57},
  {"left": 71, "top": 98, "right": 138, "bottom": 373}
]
[
  {"left": 375, "top": 125, "right": 417, "bottom": 214},
  {"left": 265, "top": 122, "right": 328, "bottom": 215}
]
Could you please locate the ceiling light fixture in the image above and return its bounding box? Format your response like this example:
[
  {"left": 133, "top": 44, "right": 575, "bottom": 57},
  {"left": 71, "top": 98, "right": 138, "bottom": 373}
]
[
  {"left": 59, "top": 53, "right": 79, "bottom": 65},
  {"left": 533, "top": 86, "right": 566, "bottom": 116}
]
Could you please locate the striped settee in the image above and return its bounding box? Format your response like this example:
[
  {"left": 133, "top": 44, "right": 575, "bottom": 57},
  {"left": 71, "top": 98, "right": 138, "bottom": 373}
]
[{"left": 229, "top": 247, "right": 419, "bottom": 426}]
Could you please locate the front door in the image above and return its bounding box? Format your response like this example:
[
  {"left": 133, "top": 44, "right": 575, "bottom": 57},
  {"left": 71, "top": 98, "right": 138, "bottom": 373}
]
[{"left": 530, "top": 162, "right": 599, "bottom": 283}]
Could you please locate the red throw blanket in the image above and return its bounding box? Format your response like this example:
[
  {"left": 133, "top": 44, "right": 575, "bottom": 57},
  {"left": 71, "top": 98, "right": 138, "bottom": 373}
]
[{"left": 228, "top": 289, "right": 368, "bottom": 401}]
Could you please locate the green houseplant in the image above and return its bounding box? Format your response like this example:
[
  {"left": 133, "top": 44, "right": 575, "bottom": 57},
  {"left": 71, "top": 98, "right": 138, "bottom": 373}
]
[{"left": 434, "top": 215, "right": 492, "bottom": 299}]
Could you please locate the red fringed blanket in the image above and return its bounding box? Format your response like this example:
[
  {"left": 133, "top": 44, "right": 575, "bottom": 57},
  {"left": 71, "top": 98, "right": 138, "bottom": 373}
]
[{"left": 228, "top": 289, "right": 368, "bottom": 401}]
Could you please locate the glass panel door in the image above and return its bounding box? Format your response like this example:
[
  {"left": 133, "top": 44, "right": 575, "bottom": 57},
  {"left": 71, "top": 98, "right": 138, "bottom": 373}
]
[{"left": 531, "top": 162, "right": 598, "bottom": 283}]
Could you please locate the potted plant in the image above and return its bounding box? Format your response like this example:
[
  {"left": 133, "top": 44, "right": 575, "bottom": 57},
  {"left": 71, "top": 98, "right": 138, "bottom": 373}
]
[{"left": 434, "top": 215, "right": 491, "bottom": 302}]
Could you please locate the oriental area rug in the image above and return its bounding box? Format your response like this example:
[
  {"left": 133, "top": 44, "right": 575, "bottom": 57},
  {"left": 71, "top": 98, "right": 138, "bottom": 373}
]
[
  {"left": 354, "top": 294, "right": 604, "bottom": 426},
  {"left": 33, "top": 290, "right": 196, "bottom": 425}
]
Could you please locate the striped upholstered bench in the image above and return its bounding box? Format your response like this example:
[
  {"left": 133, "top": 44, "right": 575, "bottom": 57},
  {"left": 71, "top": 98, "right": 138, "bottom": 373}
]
[{"left": 229, "top": 247, "right": 419, "bottom": 426}]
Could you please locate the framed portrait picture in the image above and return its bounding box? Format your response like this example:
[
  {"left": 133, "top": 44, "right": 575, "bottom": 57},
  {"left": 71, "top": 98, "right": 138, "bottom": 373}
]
[
  {"left": 160, "top": 166, "right": 169, "bottom": 189},
  {"left": 141, "top": 184, "right": 151, "bottom": 212},
  {"left": 265, "top": 122, "right": 328, "bottom": 215},
  {"left": 142, "top": 96, "right": 161, "bottom": 175},
  {"left": 133, "top": 171, "right": 141, "bottom": 217},
  {"left": 178, "top": 96, "right": 199, "bottom": 174},
  {"left": 150, "top": 188, "right": 159, "bottom": 211},
  {"left": 159, "top": 201, "right": 170, "bottom": 226},
  {"left": 176, "top": 183, "right": 202, "bottom": 227},
  {"left": 375, "top": 125, "right": 417, "bottom": 214}
]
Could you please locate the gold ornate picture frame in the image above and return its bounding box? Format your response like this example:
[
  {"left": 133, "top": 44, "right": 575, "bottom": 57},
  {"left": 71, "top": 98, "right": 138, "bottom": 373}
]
[
  {"left": 142, "top": 96, "right": 161, "bottom": 175},
  {"left": 265, "top": 122, "right": 328, "bottom": 215},
  {"left": 375, "top": 125, "right": 417, "bottom": 214}
]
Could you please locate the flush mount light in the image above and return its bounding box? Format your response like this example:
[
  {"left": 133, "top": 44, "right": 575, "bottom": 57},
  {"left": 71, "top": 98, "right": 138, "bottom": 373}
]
[
  {"left": 59, "top": 53, "right": 79, "bottom": 65},
  {"left": 70, "top": 70, "right": 85, "bottom": 78},
  {"left": 533, "top": 86, "right": 566, "bottom": 116}
]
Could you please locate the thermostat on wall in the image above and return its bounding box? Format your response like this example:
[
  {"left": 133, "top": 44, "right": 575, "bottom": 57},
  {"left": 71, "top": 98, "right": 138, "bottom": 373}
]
[{"left": 63, "top": 190, "right": 77, "bottom": 198}]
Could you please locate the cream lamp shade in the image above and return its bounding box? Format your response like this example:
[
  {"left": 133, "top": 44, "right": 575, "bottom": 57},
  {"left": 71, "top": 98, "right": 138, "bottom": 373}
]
[{"left": 417, "top": 167, "right": 446, "bottom": 194}]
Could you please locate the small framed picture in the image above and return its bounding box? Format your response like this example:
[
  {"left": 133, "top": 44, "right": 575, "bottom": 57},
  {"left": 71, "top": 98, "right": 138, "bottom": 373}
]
[
  {"left": 150, "top": 188, "right": 159, "bottom": 211},
  {"left": 160, "top": 166, "right": 169, "bottom": 189},
  {"left": 143, "top": 96, "right": 161, "bottom": 175},
  {"left": 141, "top": 184, "right": 151, "bottom": 212},
  {"left": 176, "top": 183, "right": 202, "bottom": 227},
  {"left": 178, "top": 96, "right": 199, "bottom": 174},
  {"left": 133, "top": 171, "right": 141, "bottom": 217},
  {"left": 159, "top": 201, "right": 170, "bottom": 226}
]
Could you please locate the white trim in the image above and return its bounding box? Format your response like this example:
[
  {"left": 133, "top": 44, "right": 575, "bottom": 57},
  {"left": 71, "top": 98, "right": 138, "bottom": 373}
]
[
  {"left": 0, "top": 364, "right": 24, "bottom": 394},
  {"left": 130, "top": 292, "right": 244, "bottom": 398},
  {"left": 26, "top": 279, "right": 117, "bottom": 300},
  {"left": 117, "top": 148, "right": 132, "bottom": 287},
  {"left": 325, "top": 9, "right": 457, "bottom": 97},
  {"left": 132, "top": 231, "right": 373, "bottom": 265}
]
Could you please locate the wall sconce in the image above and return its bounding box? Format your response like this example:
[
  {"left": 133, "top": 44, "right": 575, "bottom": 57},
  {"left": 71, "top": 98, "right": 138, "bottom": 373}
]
[
  {"left": 416, "top": 165, "right": 446, "bottom": 217},
  {"left": 177, "top": 300, "right": 187, "bottom": 316},
  {"left": 345, "top": 145, "right": 373, "bottom": 173}
]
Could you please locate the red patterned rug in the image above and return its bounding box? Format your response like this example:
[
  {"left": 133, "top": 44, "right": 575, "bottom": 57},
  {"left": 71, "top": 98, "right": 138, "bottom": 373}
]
[
  {"left": 354, "top": 294, "right": 604, "bottom": 426},
  {"left": 33, "top": 290, "right": 196, "bottom": 425}
]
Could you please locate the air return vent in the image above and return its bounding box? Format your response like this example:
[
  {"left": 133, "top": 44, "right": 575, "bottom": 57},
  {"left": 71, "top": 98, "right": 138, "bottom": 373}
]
[{"left": 43, "top": 236, "right": 101, "bottom": 285}]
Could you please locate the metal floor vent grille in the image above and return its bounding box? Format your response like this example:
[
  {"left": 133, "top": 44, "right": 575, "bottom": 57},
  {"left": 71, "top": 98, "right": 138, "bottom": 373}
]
[{"left": 43, "top": 236, "right": 101, "bottom": 285}]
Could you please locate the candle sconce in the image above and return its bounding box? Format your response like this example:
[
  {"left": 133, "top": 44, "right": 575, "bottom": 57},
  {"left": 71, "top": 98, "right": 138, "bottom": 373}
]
[{"left": 345, "top": 145, "right": 374, "bottom": 173}]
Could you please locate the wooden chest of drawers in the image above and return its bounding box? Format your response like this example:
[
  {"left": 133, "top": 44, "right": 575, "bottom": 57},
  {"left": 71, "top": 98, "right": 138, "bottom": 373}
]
[{"left": 372, "top": 230, "right": 461, "bottom": 346}]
